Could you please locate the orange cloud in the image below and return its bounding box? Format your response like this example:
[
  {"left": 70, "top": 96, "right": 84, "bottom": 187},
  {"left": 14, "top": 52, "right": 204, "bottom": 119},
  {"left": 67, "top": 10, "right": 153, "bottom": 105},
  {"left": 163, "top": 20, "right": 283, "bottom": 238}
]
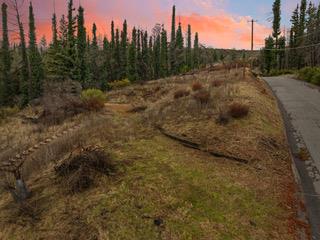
[
  {"left": 16, "top": 1, "right": 271, "bottom": 50},
  {"left": 180, "top": 13, "right": 271, "bottom": 49}
]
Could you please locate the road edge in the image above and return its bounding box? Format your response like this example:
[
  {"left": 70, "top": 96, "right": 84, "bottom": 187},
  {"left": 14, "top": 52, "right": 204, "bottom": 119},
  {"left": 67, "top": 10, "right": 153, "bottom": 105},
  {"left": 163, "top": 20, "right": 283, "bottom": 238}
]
[{"left": 261, "top": 76, "right": 320, "bottom": 240}]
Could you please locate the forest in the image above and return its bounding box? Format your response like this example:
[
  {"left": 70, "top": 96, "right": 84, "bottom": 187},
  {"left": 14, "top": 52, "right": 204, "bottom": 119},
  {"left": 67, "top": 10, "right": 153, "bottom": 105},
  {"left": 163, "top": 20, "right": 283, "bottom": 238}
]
[
  {"left": 262, "top": 0, "right": 320, "bottom": 84},
  {"left": 0, "top": 0, "right": 220, "bottom": 108}
]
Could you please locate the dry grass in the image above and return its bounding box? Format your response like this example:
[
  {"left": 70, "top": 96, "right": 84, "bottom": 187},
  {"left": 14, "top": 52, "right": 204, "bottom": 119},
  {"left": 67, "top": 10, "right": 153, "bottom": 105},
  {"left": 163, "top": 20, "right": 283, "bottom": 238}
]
[
  {"left": 211, "top": 79, "right": 224, "bottom": 87},
  {"left": 0, "top": 68, "right": 298, "bottom": 239},
  {"left": 174, "top": 89, "right": 190, "bottom": 99},
  {"left": 193, "top": 90, "right": 211, "bottom": 105}
]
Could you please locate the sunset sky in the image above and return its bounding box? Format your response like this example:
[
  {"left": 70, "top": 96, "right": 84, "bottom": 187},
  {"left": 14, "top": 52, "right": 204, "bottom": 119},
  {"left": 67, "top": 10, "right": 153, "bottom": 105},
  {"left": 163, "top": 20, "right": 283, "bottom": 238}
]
[{"left": 4, "top": 0, "right": 316, "bottom": 49}]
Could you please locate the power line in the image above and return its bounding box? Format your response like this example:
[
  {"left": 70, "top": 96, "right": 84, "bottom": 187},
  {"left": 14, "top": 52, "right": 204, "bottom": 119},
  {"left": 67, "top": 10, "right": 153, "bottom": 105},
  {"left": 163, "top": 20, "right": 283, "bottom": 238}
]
[{"left": 262, "top": 41, "right": 320, "bottom": 51}]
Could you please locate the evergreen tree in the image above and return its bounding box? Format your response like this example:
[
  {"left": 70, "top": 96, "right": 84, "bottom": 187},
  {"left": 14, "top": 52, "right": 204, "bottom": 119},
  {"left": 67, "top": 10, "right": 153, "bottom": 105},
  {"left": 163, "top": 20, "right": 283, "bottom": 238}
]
[
  {"left": 278, "top": 36, "right": 286, "bottom": 69},
  {"left": 272, "top": 0, "right": 281, "bottom": 44},
  {"left": 141, "top": 31, "right": 149, "bottom": 80},
  {"left": 160, "top": 27, "right": 168, "bottom": 77},
  {"left": 272, "top": 0, "right": 281, "bottom": 69},
  {"left": 193, "top": 32, "right": 200, "bottom": 68},
  {"left": 109, "top": 21, "right": 116, "bottom": 80},
  {"left": 114, "top": 29, "right": 121, "bottom": 80},
  {"left": 136, "top": 29, "right": 142, "bottom": 80},
  {"left": 28, "top": 2, "right": 44, "bottom": 99},
  {"left": 153, "top": 33, "right": 161, "bottom": 79},
  {"left": 120, "top": 20, "right": 128, "bottom": 79},
  {"left": 148, "top": 36, "right": 154, "bottom": 79},
  {"left": 1, "top": 3, "right": 12, "bottom": 105},
  {"left": 169, "top": 5, "right": 176, "bottom": 74},
  {"left": 15, "top": 0, "right": 30, "bottom": 105},
  {"left": 306, "top": 2, "right": 317, "bottom": 66},
  {"left": 66, "top": 0, "right": 77, "bottom": 80},
  {"left": 88, "top": 23, "right": 100, "bottom": 87},
  {"left": 289, "top": 5, "right": 299, "bottom": 68},
  {"left": 263, "top": 36, "right": 275, "bottom": 73},
  {"left": 176, "top": 22, "right": 184, "bottom": 72},
  {"left": 127, "top": 27, "right": 138, "bottom": 81},
  {"left": 59, "top": 15, "right": 68, "bottom": 47},
  {"left": 76, "top": 6, "right": 88, "bottom": 85},
  {"left": 52, "top": 13, "right": 58, "bottom": 48},
  {"left": 45, "top": 13, "right": 69, "bottom": 80},
  {"left": 186, "top": 24, "right": 192, "bottom": 69},
  {"left": 92, "top": 23, "right": 98, "bottom": 48},
  {"left": 39, "top": 35, "right": 47, "bottom": 55},
  {"left": 102, "top": 36, "right": 111, "bottom": 89}
]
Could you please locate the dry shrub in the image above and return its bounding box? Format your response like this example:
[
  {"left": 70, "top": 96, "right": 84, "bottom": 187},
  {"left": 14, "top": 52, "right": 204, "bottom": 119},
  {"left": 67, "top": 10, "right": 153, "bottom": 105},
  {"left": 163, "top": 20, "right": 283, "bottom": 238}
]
[
  {"left": 129, "top": 105, "right": 148, "bottom": 113},
  {"left": 81, "top": 89, "right": 106, "bottom": 111},
  {"left": 216, "top": 108, "right": 230, "bottom": 125},
  {"left": 193, "top": 90, "right": 211, "bottom": 105},
  {"left": 55, "top": 146, "right": 116, "bottom": 194},
  {"left": 297, "top": 148, "right": 310, "bottom": 161},
  {"left": 228, "top": 102, "right": 249, "bottom": 119},
  {"left": 211, "top": 80, "right": 224, "bottom": 87},
  {"left": 174, "top": 89, "right": 190, "bottom": 99},
  {"left": 192, "top": 82, "right": 203, "bottom": 91}
]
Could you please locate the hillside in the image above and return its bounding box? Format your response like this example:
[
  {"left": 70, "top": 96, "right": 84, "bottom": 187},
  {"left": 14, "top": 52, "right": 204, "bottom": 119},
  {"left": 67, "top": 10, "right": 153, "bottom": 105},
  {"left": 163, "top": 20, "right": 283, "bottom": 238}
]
[{"left": 0, "top": 68, "right": 304, "bottom": 239}]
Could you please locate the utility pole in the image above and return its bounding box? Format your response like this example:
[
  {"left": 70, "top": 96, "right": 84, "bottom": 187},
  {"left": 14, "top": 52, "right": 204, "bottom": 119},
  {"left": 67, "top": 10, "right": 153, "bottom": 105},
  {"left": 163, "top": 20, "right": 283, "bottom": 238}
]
[{"left": 248, "top": 19, "right": 257, "bottom": 51}]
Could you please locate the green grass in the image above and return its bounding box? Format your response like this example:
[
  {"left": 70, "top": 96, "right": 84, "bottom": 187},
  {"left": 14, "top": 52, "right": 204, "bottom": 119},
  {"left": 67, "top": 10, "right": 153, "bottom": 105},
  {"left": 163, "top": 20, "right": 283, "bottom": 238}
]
[{"left": 85, "top": 136, "right": 285, "bottom": 239}]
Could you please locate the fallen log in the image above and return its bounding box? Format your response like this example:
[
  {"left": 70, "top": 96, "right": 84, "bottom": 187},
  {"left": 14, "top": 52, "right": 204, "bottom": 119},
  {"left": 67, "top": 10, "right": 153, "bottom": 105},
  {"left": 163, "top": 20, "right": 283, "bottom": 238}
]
[{"left": 157, "top": 126, "right": 249, "bottom": 164}]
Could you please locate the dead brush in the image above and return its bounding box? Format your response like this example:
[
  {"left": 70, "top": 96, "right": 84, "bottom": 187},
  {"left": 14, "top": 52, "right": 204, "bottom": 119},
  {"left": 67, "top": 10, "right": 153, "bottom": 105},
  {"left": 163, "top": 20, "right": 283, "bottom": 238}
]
[
  {"left": 211, "top": 80, "right": 224, "bottom": 87},
  {"left": 193, "top": 90, "right": 211, "bottom": 106},
  {"left": 192, "top": 82, "right": 203, "bottom": 91},
  {"left": 216, "top": 107, "right": 230, "bottom": 125},
  {"left": 55, "top": 145, "right": 116, "bottom": 194},
  {"left": 228, "top": 102, "right": 249, "bottom": 119},
  {"left": 174, "top": 89, "right": 190, "bottom": 99}
]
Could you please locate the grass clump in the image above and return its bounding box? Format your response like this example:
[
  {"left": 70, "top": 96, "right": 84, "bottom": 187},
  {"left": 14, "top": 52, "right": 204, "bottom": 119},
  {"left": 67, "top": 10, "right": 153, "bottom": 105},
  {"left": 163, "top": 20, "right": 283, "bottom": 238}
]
[
  {"left": 191, "top": 82, "right": 203, "bottom": 91},
  {"left": 108, "top": 79, "right": 131, "bottom": 89},
  {"left": 229, "top": 102, "right": 249, "bottom": 119},
  {"left": 0, "top": 106, "right": 19, "bottom": 120},
  {"left": 81, "top": 88, "right": 106, "bottom": 111},
  {"left": 211, "top": 79, "right": 224, "bottom": 87},
  {"left": 174, "top": 89, "right": 190, "bottom": 99},
  {"left": 193, "top": 90, "right": 211, "bottom": 105}
]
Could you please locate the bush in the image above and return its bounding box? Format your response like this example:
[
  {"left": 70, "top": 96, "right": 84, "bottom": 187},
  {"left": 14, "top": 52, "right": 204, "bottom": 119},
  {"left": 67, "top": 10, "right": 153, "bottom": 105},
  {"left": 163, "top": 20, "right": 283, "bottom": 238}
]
[
  {"left": 268, "top": 69, "right": 295, "bottom": 77},
  {"left": 0, "top": 106, "right": 19, "bottom": 120},
  {"left": 192, "top": 82, "right": 203, "bottom": 91},
  {"left": 228, "top": 102, "right": 249, "bottom": 119},
  {"left": 211, "top": 80, "right": 224, "bottom": 87},
  {"left": 311, "top": 71, "right": 320, "bottom": 85},
  {"left": 81, "top": 89, "right": 106, "bottom": 111},
  {"left": 108, "top": 79, "right": 131, "bottom": 89},
  {"left": 174, "top": 89, "right": 190, "bottom": 99},
  {"left": 193, "top": 90, "right": 211, "bottom": 105},
  {"left": 298, "top": 67, "right": 320, "bottom": 82}
]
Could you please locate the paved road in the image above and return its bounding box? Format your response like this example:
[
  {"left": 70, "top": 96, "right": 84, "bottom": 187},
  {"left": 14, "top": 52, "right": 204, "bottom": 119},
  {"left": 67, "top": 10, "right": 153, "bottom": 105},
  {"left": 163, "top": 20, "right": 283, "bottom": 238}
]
[{"left": 264, "top": 76, "right": 320, "bottom": 239}]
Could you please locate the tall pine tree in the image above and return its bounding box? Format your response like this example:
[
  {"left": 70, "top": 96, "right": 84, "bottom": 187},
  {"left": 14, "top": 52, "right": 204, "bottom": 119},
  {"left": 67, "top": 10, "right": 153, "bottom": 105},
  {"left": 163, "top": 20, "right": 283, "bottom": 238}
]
[
  {"left": 76, "top": 6, "right": 88, "bottom": 85},
  {"left": 169, "top": 5, "right": 177, "bottom": 74},
  {"left": 28, "top": 2, "right": 44, "bottom": 99},
  {"left": 186, "top": 24, "right": 192, "bottom": 70},
  {"left": 1, "top": 3, "right": 12, "bottom": 105},
  {"left": 127, "top": 27, "right": 138, "bottom": 81},
  {"left": 160, "top": 27, "right": 168, "bottom": 77}
]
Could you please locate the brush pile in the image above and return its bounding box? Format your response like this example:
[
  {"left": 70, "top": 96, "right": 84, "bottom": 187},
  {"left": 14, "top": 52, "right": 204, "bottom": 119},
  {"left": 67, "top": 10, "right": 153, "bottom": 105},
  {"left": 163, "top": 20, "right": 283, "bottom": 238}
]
[{"left": 55, "top": 145, "right": 116, "bottom": 193}]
